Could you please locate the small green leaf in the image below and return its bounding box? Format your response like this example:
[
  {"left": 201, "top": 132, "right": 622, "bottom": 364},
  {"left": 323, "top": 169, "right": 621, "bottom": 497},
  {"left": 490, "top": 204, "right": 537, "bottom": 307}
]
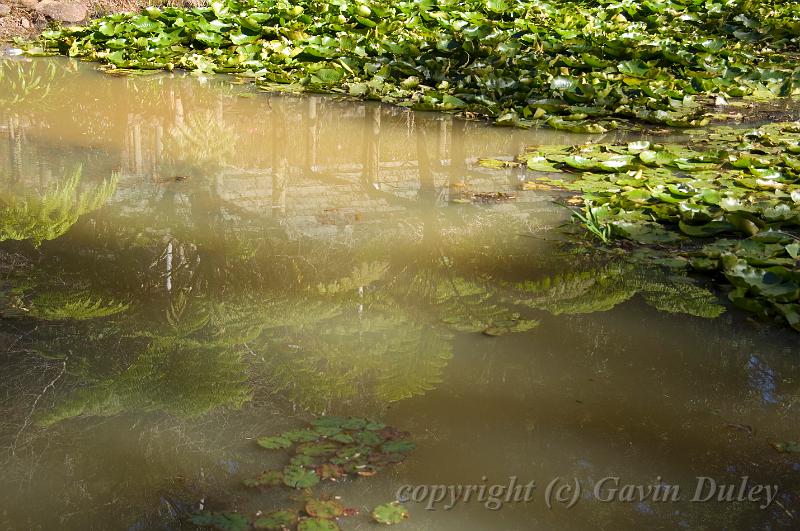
[
  {"left": 371, "top": 502, "right": 409, "bottom": 525},
  {"left": 283, "top": 466, "right": 320, "bottom": 488}
]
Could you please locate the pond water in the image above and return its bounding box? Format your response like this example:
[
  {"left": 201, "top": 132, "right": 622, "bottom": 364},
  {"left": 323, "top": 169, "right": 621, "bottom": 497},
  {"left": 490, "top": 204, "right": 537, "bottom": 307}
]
[{"left": 1, "top": 57, "right": 799, "bottom": 530}]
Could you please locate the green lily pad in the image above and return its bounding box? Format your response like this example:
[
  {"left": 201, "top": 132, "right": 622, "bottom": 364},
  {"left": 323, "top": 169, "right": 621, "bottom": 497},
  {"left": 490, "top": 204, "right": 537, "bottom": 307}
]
[
  {"left": 257, "top": 436, "right": 292, "bottom": 450},
  {"left": 191, "top": 512, "right": 249, "bottom": 531},
  {"left": 381, "top": 440, "right": 416, "bottom": 454},
  {"left": 253, "top": 510, "right": 299, "bottom": 530},
  {"left": 305, "top": 499, "right": 344, "bottom": 519},
  {"left": 371, "top": 502, "right": 409, "bottom": 525},
  {"left": 297, "top": 518, "right": 340, "bottom": 531},
  {"left": 243, "top": 470, "right": 283, "bottom": 488},
  {"left": 283, "top": 466, "right": 320, "bottom": 489}
]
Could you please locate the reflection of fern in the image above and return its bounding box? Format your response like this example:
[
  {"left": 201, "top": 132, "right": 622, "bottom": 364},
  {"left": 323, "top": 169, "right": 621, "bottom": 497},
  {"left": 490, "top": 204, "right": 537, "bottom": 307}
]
[
  {"left": 512, "top": 262, "right": 725, "bottom": 318},
  {"left": 641, "top": 279, "right": 726, "bottom": 318},
  {"left": 164, "top": 111, "right": 237, "bottom": 166},
  {"left": 318, "top": 261, "right": 390, "bottom": 295},
  {"left": 29, "top": 293, "right": 129, "bottom": 321},
  {"left": 39, "top": 336, "right": 251, "bottom": 426},
  {"left": 513, "top": 265, "right": 638, "bottom": 315},
  {"left": 0, "top": 166, "right": 118, "bottom": 245},
  {"left": 261, "top": 311, "right": 453, "bottom": 411},
  {"left": 428, "top": 277, "right": 538, "bottom": 333}
]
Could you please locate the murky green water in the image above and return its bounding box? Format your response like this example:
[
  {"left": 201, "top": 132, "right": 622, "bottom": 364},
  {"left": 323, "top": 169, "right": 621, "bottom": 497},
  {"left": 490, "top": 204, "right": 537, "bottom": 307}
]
[{"left": 1, "top": 56, "right": 799, "bottom": 530}]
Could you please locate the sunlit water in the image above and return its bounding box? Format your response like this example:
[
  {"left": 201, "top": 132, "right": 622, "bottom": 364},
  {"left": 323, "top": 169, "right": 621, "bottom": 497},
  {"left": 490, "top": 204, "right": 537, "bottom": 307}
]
[{"left": 1, "top": 56, "right": 799, "bottom": 530}]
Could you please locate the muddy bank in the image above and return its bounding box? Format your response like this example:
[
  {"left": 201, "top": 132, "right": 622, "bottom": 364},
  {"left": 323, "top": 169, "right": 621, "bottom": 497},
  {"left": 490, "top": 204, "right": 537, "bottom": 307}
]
[{"left": 0, "top": 0, "right": 204, "bottom": 41}]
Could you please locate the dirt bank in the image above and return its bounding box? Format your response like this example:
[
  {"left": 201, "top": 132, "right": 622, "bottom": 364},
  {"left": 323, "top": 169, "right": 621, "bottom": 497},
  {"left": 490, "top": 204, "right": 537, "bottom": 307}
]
[{"left": 0, "top": 0, "right": 204, "bottom": 41}]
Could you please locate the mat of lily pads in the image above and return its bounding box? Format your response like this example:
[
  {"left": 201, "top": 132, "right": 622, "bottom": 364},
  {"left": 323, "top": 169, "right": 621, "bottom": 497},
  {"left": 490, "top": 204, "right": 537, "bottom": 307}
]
[
  {"left": 480, "top": 122, "right": 800, "bottom": 331},
  {"left": 21, "top": 0, "right": 800, "bottom": 130}
]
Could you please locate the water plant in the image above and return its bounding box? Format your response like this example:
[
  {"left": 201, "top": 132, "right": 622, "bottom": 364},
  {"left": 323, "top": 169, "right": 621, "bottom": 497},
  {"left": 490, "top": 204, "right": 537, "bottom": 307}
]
[
  {"left": 22, "top": 0, "right": 800, "bottom": 129},
  {"left": 484, "top": 122, "right": 800, "bottom": 330},
  {"left": 191, "top": 416, "right": 414, "bottom": 530}
]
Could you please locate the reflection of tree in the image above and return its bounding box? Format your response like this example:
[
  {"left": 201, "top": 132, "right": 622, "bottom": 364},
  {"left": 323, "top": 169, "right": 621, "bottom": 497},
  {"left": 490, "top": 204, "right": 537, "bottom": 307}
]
[
  {"left": 510, "top": 261, "right": 725, "bottom": 318},
  {"left": 0, "top": 166, "right": 118, "bottom": 246}
]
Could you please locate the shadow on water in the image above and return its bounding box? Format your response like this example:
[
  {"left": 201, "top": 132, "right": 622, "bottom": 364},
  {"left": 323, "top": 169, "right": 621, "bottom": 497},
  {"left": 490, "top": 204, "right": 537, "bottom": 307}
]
[{"left": 0, "top": 58, "right": 799, "bottom": 530}]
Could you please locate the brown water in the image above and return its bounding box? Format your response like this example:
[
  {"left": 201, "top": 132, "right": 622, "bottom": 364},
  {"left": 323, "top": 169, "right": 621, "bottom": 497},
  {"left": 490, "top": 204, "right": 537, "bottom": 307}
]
[{"left": 0, "top": 56, "right": 799, "bottom": 530}]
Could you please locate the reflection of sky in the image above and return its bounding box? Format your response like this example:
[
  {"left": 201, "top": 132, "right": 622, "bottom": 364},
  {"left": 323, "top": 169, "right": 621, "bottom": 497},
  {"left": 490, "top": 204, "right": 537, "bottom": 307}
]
[{"left": 746, "top": 355, "right": 778, "bottom": 405}]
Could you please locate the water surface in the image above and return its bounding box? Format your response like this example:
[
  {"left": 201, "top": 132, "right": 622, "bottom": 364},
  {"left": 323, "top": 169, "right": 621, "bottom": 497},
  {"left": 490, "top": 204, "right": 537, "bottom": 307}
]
[{"left": 1, "top": 57, "right": 799, "bottom": 530}]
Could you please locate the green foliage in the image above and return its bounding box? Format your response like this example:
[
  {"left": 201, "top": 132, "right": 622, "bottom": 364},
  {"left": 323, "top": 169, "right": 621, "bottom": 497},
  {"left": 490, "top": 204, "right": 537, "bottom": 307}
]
[
  {"left": 254, "top": 416, "right": 414, "bottom": 485},
  {"left": 498, "top": 122, "right": 800, "bottom": 328},
  {"left": 512, "top": 261, "right": 725, "bottom": 318},
  {"left": 0, "top": 166, "right": 118, "bottom": 246},
  {"left": 27, "top": 293, "right": 129, "bottom": 320},
  {"left": 0, "top": 59, "right": 62, "bottom": 107},
  {"left": 25, "top": 0, "right": 800, "bottom": 128},
  {"left": 38, "top": 335, "right": 252, "bottom": 425},
  {"left": 191, "top": 512, "right": 250, "bottom": 531},
  {"left": 371, "top": 502, "right": 409, "bottom": 525}
]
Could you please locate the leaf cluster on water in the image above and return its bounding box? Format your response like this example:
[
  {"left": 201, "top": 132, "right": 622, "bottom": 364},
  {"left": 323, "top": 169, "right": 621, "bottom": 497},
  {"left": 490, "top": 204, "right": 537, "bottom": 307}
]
[
  {"left": 191, "top": 416, "right": 415, "bottom": 530},
  {"left": 23, "top": 0, "right": 800, "bottom": 128},
  {"left": 252, "top": 415, "right": 415, "bottom": 487},
  {"left": 490, "top": 122, "right": 800, "bottom": 330}
]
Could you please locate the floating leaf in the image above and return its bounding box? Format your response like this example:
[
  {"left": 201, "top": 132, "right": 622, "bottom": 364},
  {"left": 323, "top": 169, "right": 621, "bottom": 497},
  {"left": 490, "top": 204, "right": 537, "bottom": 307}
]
[
  {"left": 371, "top": 502, "right": 409, "bottom": 525},
  {"left": 243, "top": 470, "right": 283, "bottom": 488},
  {"left": 305, "top": 499, "right": 344, "bottom": 519},
  {"left": 257, "top": 436, "right": 292, "bottom": 450},
  {"left": 253, "top": 510, "right": 299, "bottom": 530},
  {"left": 191, "top": 512, "right": 249, "bottom": 531},
  {"left": 283, "top": 466, "right": 320, "bottom": 489},
  {"left": 297, "top": 518, "right": 340, "bottom": 531}
]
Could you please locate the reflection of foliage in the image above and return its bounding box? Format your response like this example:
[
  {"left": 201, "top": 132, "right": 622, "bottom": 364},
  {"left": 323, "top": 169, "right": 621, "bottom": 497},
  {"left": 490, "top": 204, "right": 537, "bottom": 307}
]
[
  {"left": 39, "top": 335, "right": 252, "bottom": 426},
  {"left": 28, "top": 293, "right": 129, "bottom": 321},
  {"left": 511, "top": 262, "right": 725, "bottom": 318},
  {"left": 317, "top": 261, "right": 390, "bottom": 295},
  {"left": 261, "top": 311, "right": 453, "bottom": 411},
  {"left": 429, "top": 276, "right": 539, "bottom": 333},
  {"left": 0, "top": 60, "right": 61, "bottom": 107},
  {"left": 164, "top": 111, "right": 238, "bottom": 166},
  {"left": 0, "top": 166, "right": 118, "bottom": 246}
]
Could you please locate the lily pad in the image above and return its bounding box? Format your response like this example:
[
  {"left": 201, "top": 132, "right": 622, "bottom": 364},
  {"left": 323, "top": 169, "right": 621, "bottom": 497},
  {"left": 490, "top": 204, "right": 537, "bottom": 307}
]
[
  {"left": 243, "top": 470, "right": 283, "bottom": 488},
  {"left": 297, "top": 518, "right": 340, "bottom": 531},
  {"left": 257, "top": 436, "right": 292, "bottom": 450},
  {"left": 253, "top": 510, "right": 299, "bottom": 530},
  {"left": 371, "top": 502, "right": 409, "bottom": 525},
  {"left": 283, "top": 466, "right": 320, "bottom": 489},
  {"left": 191, "top": 512, "right": 249, "bottom": 531},
  {"left": 305, "top": 499, "right": 344, "bottom": 519}
]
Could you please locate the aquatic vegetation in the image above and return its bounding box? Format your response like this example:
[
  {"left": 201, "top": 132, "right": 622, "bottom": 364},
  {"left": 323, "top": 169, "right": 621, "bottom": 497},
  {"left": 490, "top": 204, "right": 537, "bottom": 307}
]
[
  {"left": 0, "top": 59, "right": 63, "bottom": 107},
  {"left": 250, "top": 415, "right": 414, "bottom": 487},
  {"left": 192, "top": 416, "right": 412, "bottom": 530},
  {"left": 24, "top": 0, "right": 800, "bottom": 128},
  {"left": 489, "top": 122, "right": 800, "bottom": 329},
  {"left": 371, "top": 502, "right": 409, "bottom": 525},
  {"left": 0, "top": 166, "right": 118, "bottom": 246}
]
